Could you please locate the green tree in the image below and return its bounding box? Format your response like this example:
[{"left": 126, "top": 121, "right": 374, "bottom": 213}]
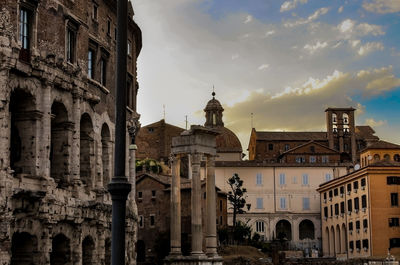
[{"left": 227, "top": 173, "right": 250, "bottom": 230}]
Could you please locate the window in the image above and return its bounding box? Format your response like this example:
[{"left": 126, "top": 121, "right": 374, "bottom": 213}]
[
  {"left": 280, "top": 197, "right": 286, "bottom": 209},
  {"left": 330, "top": 205, "right": 333, "bottom": 216},
  {"left": 127, "top": 40, "right": 132, "bottom": 56},
  {"left": 268, "top": 143, "right": 273, "bottom": 151},
  {"left": 114, "top": 27, "right": 117, "bottom": 40},
  {"left": 310, "top": 146, "right": 315, "bottom": 153},
  {"left": 391, "top": 193, "right": 399, "bottom": 206},
  {"left": 389, "top": 218, "right": 400, "bottom": 227},
  {"left": 148, "top": 128, "right": 154, "bottom": 133},
  {"left": 303, "top": 197, "right": 310, "bottom": 210},
  {"left": 279, "top": 173, "right": 286, "bottom": 185},
  {"left": 356, "top": 240, "right": 361, "bottom": 250},
  {"left": 361, "top": 178, "right": 366, "bottom": 187},
  {"left": 354, "top": 197, "right": 360, "bottom": 210},
  {"left": 356, "top": 220, "right": 360, "bottom": 230},
  {"left": 150, "top": 215, "right": 155, "bottom": 227},
  {"left": 256, "top": 173, "right": 262, "bottom": 185},
  {"left": 323, "top": 192, "right": 327, "bottom": 200},
  {"left": 138, "top": 191, "right": 142, "bottom": 199},
  {"left": 363, "top": 239, "right": 369, "bottom": 249},
  {"left": 256, "top": 198, "right": 263, "bottom": 209},
  {"left": 353, "top": 181, "right": 359, "bottom": 190},
  {"left": 139, "top": 215, "right": 143, "bottom": 228},
  {"left": 296, "top": 156, "right": 305, "bottom": 163},
  {"left": 151, "top": 190, "right": 156, "bottom": 198},
  {"left": 93, "top": 4, "right": 98, "bottom": 20},
  {"left": 126, "top": 78, "right": 133, "bottom": 109},
  {"left": 334, "top": 203, "right": 339, "bottom": 215},
  {"left": 88, "top": 49, "right": 94, "bottom": 79},
  {"left": 19, "top": 7, "right": 32, "bottom": 62},
  {"left": 348, "top": 199, "right": 352, "bottom": 212},
  {"left": 362, "top": 195, "right": 367, "bottom": 208},
  {"left": 347, "top": 183, "right": 352, "bottom": 193},
  {"left": 334, "top": 188, "right": 338, "bottom": 196},
  {"left": 302, "top": 174, "right": 309, "bottom": 185},
  {"left": 309, "top": 156, "right": 316, "bottom": 163},
  {"left": 284, "top": 144, "right": 290, "bottom": 151},
  {"left": 363, "top": 219, "right": 368, "bottom": 228},
  {"left": 349, "top": 241, "right": 354, "bottom": 251},
  {"left": 329, "top": 190, "right": 333, "bottom": 198},
  {"left": 349, "top": 222, "right": 353, "bottom": 231},
  {"left": 66, "top": 26, "right": 76, "bottom": 63},
  {"left": 324, "top": 207, "right": 328, "bottom": 218},
  {"left": 390, "top": 238, "right": 400, "bottom": 248},
  {"left": 256, "top": 221, "right": 265, "bottom": 232},
  {"left": 387, "top": 176, "right": 400, "bottom": 185},
  {"left": 340, "top": 186, "right": 344, "bottom": 195},
  {"left": 219, "top": 200, "right": 223, "bottom": 211},
  {"left": 100, "top": 58, "right": 107, "bottom": 86},
  {"left": 219, "top": 216, "right": 222, "bottom": 225},
  {"left": 322, "top": 156, "right": 329, "bottom": 163},
  {"left": 325, "top": 173, "right": 332, "bottom": 182},
  {"left": 107, "top": 19, "right": 111, "bottom": 35},
  {"left": 340, "top": 201, "right": 345, "bottom": 214}
]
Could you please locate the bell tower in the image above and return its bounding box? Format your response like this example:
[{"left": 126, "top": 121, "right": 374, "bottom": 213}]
[
  {"left": 326, "top": 107, "right": 357, "bottom": 163},
  {"left": 204, "top": 92, "right": 224, "bottom": 128}
]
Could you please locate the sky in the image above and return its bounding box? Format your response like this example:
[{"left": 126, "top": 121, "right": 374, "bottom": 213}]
[{"left": 131, "top": 0, "right": 400, "bottom": 153}]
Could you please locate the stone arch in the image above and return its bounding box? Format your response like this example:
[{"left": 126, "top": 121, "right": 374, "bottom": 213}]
[
  {"left": 137, "top": 240, "right": 146, "bottom": 262},
  {"left": 323, "top": 227, "right": 330, "bottom": 256},
  {"left": 9, "top": 89, "right": 37, "bottom": 175},
  {"left": 383, "top": 154, "right": 390, "bottom": 161},
  {"left": 373, "top": 154, "right": 380, "bottom": 162},
  {"left": 341, "top": 224, "right": 347, "bottom": 253},
  {"left": 51, "top": 101, "right": 70, "bottom": 186},
  {"left": 329, "top": 226, "right": 335, "bottom": 256},
  {"left": 101, "top": 123, "right": 111, "bottom": 188},
  {"left": 335, "top": 224, "right": 341, "bottom": 254},
  {"left": 299, "top": 219, "right": 315, "bottom": 240},
  {"left": 82, "top": 236, "right": 95, "bottom": 265},
  {"left": 276, "top": 219, "right": 292, "bottom": 241},
  {"left": 80, "top": 113, "right": 95, "bottom": 189},
  {"left": 50, "top": 233, "right": 71, "bottom": 265},
  {"left": 105, "top": 238, "right": 111, "bottom": 265},
  {"left": 11, "top": 232, "right": 37, "bottom": 265},
  {"left": 394, "top": 154, "right": 400, "bottom": 162}
]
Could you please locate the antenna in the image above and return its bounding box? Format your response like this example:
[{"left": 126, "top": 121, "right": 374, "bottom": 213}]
[
  {"left": 163, "top": 104, "right": 165, "bottom": 120},
  {"left": 251, "top": 113, "right": 254, "bottom": 128},
  {"left": 212, "top": 85, "right": 215, "bottom": 98},
  {"left": 185, "top": 115, "right": 188, "bottom": 130}
]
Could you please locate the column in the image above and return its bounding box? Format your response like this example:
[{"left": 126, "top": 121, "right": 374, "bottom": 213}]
[
  {"left": 206, "top": 155, "right": 218, "bottom": 256},
  {"left": 191, "top": 153, "right": 204, "bottom": 256},
  {"left": 170, "top": 155, "right": 181, "bottom": 255},
  {"left": 128, "top": 144, "right": 137, "bottom": 201},
  {"left": 71, "top": 91, "right": 81, "bottom": 185}
]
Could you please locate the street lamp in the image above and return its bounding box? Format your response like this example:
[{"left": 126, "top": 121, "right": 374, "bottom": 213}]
[{"left": 108, "top": 1, "right": 131, "bottom": 265}]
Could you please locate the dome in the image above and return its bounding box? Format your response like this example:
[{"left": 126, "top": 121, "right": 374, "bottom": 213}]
[
  {"left": 204, "top": 98, "right": 224, "bottom": 112},
  {"left": 215, "top": 126, "right": 243, "bottom": 153}
]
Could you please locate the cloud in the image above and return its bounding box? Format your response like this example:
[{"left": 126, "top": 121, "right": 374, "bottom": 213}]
[
  {"left": 338, "top": 6, "right": 344, "bottom": 13},
  {"left": 363, "top": 0, "right": 400, "bottom": 13},
  {"left": 264, "top": 30, "right": 275, "bottom": 37},
  {"left": 284, "top": 7, "right": 329, "bottom": 27},
  {"left": 280, "top": 0, "right": 308, "bottom": 12},
  {"left": 258, "top": 64, "right": 270, "bottom": 70},
  {"left": 357, "top": 66, "right": 400, "bottom": 94},
  {"left": 304, "top": 41, "right": 328, "bottom": 54},
  {"left": 364, "top": 118, "right": 387, "bottom": 127},
  {"left": 338, "top": 19, "right": 385, "bottom": 37},
  {"left": 357, "top": 42, "right": 384, "bottom": 56},
  {"left": 244, "top": 15, "right": 253, "bottom": 24}
]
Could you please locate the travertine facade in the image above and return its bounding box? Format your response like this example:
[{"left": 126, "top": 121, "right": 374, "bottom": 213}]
[{"left": 0, "top": 0, "right": 141, "bottom": 264}]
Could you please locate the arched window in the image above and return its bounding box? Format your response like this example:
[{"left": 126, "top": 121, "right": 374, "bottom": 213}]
[
  {"left": 51, "top": 234, "right": 71, "bottom": 265},
  {"left": 80, "top": 113, "right": 94, "bottom": 189},
  {"left": 299, "top": 219, "right": 315, "bottom": 240},
  {"left": 384, "top": 154, "right": 390, "bottom": 161},
  {"left": 11, "top": 232, "right": 37, "bottom": 265},
  {"left": 82, "top": 236, "right": 95, "bottom": 265},
  {"left": 373, "top": 154, "right": 380, "bottom": 162},
  {"left": 394, "top": 154, "right": 400, "bottom": 162},
  {"left": 276, "top": 220, "right": 292, "bottom": 241}
]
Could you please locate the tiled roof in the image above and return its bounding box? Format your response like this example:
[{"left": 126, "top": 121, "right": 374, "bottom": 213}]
[
  {"left": 363, "top": 140, "right": 400, "bottom": 150},
  {"left": 255, "top": 131, "right": 327, "bottom": 141}
]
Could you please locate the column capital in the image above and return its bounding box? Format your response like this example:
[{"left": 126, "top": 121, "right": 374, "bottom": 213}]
[{"left": 191, "top": 153, "right": 203, "bottom": 165}]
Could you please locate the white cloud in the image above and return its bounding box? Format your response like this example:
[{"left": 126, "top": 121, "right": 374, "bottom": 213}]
[
  {"left": 244, "top": 15, "right": 253, "bottom": 24},
  {"left": 351, "top": 40, "right": 361, "bottom": 47},
  {"left": 284, "top": 7, "right": 329, "bottom": 27},
  {"left": 363, "top": 0, "right": 400, "bottom": 14},
  {"left": 339, "top": 19, "right": 354, "bottom": 33},
  {"left": 338, "top": 6, "right": 344, "bottom": 13},
  {"left": 264, "top": 30, "right": 275, "bottom": 37},
  {"left": 258, "top": 64, "right": 270, "bottom": 70},
  {"left": 304, "top": 41, "right": 328, "bottom": 54},
  {"left": 365, "top": 118, "right": 387, "bottom": 127},
  {"left": 338, "top": 19, "right": 385, "bottom": 39},
  {"left": 357, "top": 42, "right": 384, "bottom": 56},
  {"left": 280, "top": 0, "right": 308, "bottom": 12}
]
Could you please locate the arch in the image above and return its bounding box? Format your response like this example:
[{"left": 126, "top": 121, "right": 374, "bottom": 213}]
[
  {"left": 11, "top": 232, "right": 37, "bottom": 265},
  {"left": 329, "top": 226, "right": 335, "bottom": 256},
  {"left": 276, "top": 219, "right": 292, "bottom": 241},
  {"left": 373, "top": 154, "right": 380, "bottom": 162},
  {"left": 50, "top": 101, "right": 70, "bottom": 186},
  {"left": 105, "top": 238, "right": 111, "bottom": 265},
  {"left": 82, "top": 236, "right": 95, "bottom": 265},
  {"left": 9, "top": 89, "right": 37, "bottom": 175},
  {"left": 299, "top": 219, "right": 315, "bottom": 240},
  {"left": 50, "top": 234, "right": 71, "bottom": 265},
  {"left": 137, "top": 240, "right": 146, "bottom": 262},
  {"left": 394, "top": 154, "right": 400, "bottom": 162},
  {"left": 335, "top": 224, "right": 341, "bottom": 254},
  {"left": 341, "top": 224, "right": 347, "bottom": 253},
  {"left": 80, "top": 113, "right": 95, "bottom": 189},
  {"left": 383, "top": 154, "right": 390, "bottom": 161},
  {"left": 323, "top": 227, "right": 330, "bottom": 256},
  {"left": 101, "top": 123, "right": 111, "bottom": 189}
]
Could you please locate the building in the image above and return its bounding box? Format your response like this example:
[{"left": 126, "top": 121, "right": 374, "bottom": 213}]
[
  {"left": 136, "top": 173, "right": 227, "bottom": 264},
  {"left": 248, "top": 108, "right": 379, "bottom": 164},
  {"left": 0, "top": 0, "right": 141, "bottom": 264},
  {"left": 214, "top": 160, "right": 348, "bottom": 252},
  {"left": 318, "top": 140, "right": 400, "bottom": 259}
]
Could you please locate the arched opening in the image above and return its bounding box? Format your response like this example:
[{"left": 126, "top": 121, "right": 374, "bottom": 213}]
[
  {"left": 80, "top": 113, "right": 94, "bottom": 189},
  {"left": 82, "top": 236, "right": 95, "bottom": 265},
  {"left": 299, "top": 219, "right": 315, "bottom": 240},
  {"left": 373, "top": 154, "right": 380, "bottom": 162},
  {"left": 50, "top": 234, "right": 71, "bottom": 265},
  {"left": 105, "top": 238, "right": 111, "bottom": 265},
  {"left": 329, "top": 226, "right": 335, "bottom": 256},
  {"left": 101, "top": 123, "right": 111, "bottom": 188},
  {"left": 50, "top": 102, "right": 69, "bottom": 186},
  {"left": 11, "top": 232, "right": 37, "bottom": 265},
  {"left": 323, "top": 227, "right": 330, "bottom": 256},
  {"left": 9, "top": 90, "right": 36, "bottom": 175},
  {"left": 394, "top": 154, "right": 400, "bottom": 162},
  {"left": 341, "top": 224, "right": 347, "bottom": 253},
  {"left": 342, "top": 113, "right": 349, "bottom": 134},
  {"left": 137, "top": 240, "right": 146, "bottom": 262},
  {"left": 276, "top": 220, "right": 292, "bottom": 241},
  {"left": 335, "top": 225, "right": 341, "bottom": 254},
  {"left": 384, "top": 154, "right": 390, "bottom": 161}
]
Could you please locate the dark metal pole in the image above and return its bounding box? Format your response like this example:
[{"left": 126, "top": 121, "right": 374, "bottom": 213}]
[{"left": 108, "top": 0, "right": 131, "bottom": 265}]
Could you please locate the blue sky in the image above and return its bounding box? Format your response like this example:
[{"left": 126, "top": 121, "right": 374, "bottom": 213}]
[{"left": 132, "top": 0, "right": 400, "bottom": 150}]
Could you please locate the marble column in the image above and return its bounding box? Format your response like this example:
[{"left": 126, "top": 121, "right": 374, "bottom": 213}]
[
  {"left": 191, "top": 153, "right": 204, "bottom": 256},
  {"left": 170, "top": 155, "right": 181, "bottom": 255},
  {"left": 206, "top": 155, "right": 218, "bottom": 256}
]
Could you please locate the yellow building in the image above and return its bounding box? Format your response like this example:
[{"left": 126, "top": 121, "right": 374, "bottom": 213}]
[{"left": 318, "top": 140, "right": 400, "bottom": 259}]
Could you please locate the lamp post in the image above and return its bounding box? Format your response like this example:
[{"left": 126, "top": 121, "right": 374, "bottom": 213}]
[{"left": 107, "top": 0, "right": 131, "bottom": 265}]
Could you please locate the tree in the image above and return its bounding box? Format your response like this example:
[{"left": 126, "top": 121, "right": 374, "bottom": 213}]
[{"left": 227, "top": 173, "right": 251, "bottom": 229}]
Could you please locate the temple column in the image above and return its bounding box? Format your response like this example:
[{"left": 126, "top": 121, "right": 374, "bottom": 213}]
[
  {"left": 191, "top": 153, "right": 204, "bottom": 256},
  {"left": 206, "top": 155, "right": 218, "bottom": 256},
  {"left": 170, "top": 155, "right": 181, "bottom": 255}
]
